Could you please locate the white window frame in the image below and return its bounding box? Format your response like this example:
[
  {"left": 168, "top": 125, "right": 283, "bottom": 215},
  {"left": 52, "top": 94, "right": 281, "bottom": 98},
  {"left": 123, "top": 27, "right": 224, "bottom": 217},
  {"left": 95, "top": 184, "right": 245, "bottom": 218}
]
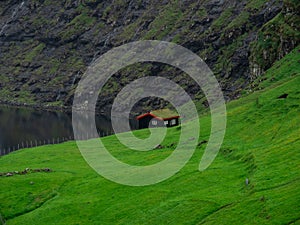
[{"left": 171, "top": 119, "right": 176, "bottom": 126}]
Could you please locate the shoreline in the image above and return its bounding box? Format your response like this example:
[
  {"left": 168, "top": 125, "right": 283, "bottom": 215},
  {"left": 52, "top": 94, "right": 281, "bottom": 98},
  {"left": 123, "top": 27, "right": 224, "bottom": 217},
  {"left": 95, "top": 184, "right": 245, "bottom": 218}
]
[
  {"left": 0, "top": 101, "right": 141, "bottom": 119},
  {"left": 0, "top": 100, "right": 70, "bottom": 114}
]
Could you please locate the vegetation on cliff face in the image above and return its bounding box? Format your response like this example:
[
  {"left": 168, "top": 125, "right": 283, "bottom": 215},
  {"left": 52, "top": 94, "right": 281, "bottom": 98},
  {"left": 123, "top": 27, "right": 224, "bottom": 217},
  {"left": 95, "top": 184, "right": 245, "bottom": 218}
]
[
  {"left": 250, "top": 0, "right": 300, "bottom": 79},
  {"left": 0, "top": 0, "right": 299, "bottom": 113},
  {"left": 0, "top": 45, "right": 299, "bottom": 224}
]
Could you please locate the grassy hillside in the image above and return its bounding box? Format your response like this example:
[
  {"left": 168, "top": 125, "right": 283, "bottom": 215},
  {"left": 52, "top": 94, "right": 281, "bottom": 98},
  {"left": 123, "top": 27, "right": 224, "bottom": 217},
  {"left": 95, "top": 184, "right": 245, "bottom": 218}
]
[{"left": 0, "top": 46, "right": 299, "bottom": 224}]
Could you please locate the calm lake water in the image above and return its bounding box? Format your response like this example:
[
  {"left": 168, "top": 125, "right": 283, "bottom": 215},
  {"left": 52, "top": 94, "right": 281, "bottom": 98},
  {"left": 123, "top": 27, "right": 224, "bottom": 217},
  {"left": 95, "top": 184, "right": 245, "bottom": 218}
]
[{"left": 0, "top": 106, "right": 125, "bottom": 156}]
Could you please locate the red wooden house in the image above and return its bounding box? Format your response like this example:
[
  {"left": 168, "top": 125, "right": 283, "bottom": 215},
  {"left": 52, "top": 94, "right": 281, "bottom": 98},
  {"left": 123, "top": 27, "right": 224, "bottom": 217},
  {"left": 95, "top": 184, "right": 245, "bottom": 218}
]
[{"left": 136, "top": 109, "right": 180, "bottom": 129}]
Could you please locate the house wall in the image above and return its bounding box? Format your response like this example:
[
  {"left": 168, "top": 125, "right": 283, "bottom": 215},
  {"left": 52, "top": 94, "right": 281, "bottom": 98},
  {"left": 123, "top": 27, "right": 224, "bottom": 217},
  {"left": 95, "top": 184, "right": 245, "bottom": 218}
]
[
  {"left": 165, "top": 118, "right": 179, "bottom": 127},
  {"left": 138, "top": 115, "right": 164, "bottom": 129},
  {"left": 138, "top": 116, "right": 179, "bottom": 129}
]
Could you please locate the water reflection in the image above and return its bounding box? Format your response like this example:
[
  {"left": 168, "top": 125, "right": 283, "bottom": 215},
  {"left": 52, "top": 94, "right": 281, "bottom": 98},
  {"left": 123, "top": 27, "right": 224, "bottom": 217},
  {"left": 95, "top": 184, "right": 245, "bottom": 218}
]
[{"left": 0, "top": 106, "right": 125, "bottom": 156}]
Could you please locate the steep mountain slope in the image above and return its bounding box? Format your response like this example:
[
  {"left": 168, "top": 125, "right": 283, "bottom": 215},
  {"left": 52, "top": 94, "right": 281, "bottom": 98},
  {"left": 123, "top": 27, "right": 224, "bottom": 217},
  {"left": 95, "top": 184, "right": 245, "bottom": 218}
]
[
  {"left": 0, "top": 45, "right": 299, "bottom": 224},
  {"left": 0, "top": 0, "right": 299, "bottom": 113}
]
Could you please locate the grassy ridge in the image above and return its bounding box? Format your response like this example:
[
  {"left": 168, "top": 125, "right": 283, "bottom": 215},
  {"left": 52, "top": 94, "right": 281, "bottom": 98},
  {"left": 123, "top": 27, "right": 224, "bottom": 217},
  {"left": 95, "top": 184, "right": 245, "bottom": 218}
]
[{"left": 0, "top": 46, "right": 299, "bottom": 224}]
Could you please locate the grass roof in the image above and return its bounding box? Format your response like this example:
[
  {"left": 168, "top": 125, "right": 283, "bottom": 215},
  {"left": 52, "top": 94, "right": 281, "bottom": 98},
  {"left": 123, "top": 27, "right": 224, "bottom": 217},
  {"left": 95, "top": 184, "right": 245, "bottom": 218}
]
[{"left": 150, "top": 108, "right": 179, "bottom": 119}]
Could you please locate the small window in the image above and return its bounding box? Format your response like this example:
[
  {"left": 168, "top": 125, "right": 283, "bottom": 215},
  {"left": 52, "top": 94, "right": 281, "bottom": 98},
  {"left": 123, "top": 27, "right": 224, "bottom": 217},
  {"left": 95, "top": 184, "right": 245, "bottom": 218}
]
[
  {"left": 152, "top": 120, "right": 158, "bottom": 126},
  {"left": 164, "top": 121, "right": 168, "bottom": 125},
  {"left": 171, "top": 119, "right": 176, "bottom": 126}
]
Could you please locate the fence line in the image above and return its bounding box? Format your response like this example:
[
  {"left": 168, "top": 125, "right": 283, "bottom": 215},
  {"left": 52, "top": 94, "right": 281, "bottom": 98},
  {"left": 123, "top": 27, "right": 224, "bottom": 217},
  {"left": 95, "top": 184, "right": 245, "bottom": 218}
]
[{"left": 0, "top": 130, "right": 115, "bottom": 157}]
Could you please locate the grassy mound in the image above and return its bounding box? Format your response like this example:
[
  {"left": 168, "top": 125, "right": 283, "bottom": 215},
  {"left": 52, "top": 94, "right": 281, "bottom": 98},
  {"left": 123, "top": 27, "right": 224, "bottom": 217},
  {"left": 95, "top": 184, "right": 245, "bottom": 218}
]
[{"left": 0, "top": 46, "right": 299, "bottom": 224}]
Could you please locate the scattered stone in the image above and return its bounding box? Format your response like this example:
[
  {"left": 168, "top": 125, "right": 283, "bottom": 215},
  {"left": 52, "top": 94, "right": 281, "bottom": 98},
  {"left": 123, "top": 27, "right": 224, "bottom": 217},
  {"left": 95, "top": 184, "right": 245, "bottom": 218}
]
[
  {"left": 155, "top": 145, "right": 164, "bottom": 149},
  {"left": 30, "top": 181, "right": 34, "bottom": 185},
  {"left": 43, "top": 168, "right": 52, "bottom": 172},
  {"left": 0, "top": 168, "right": 52, "bottom": 177},
  {"left": 20, "top": 170, "right": 27, "bottom": 175},
  {"left": 245, "top": 178, "right": 249, "bottom": 186}
]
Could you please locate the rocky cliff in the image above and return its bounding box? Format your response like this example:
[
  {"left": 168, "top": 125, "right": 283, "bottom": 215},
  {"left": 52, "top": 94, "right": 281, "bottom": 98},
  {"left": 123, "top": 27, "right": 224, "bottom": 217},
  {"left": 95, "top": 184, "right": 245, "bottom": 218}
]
[{"left": 0, "top": 0, "right": 299, "bottom": 114}]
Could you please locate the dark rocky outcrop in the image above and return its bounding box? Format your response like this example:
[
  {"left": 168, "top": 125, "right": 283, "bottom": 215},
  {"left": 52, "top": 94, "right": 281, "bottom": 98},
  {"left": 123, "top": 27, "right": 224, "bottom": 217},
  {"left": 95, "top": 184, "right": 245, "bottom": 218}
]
[{"left": 0, "top": 0, "right": 299, "bottom": 115}]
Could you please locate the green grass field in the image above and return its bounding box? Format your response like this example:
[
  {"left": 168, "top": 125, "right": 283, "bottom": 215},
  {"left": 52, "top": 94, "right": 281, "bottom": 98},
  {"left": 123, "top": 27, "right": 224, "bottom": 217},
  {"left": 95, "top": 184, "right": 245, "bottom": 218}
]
[{"left": 0, "top": 46, "right": 299, "bottom": 224}]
